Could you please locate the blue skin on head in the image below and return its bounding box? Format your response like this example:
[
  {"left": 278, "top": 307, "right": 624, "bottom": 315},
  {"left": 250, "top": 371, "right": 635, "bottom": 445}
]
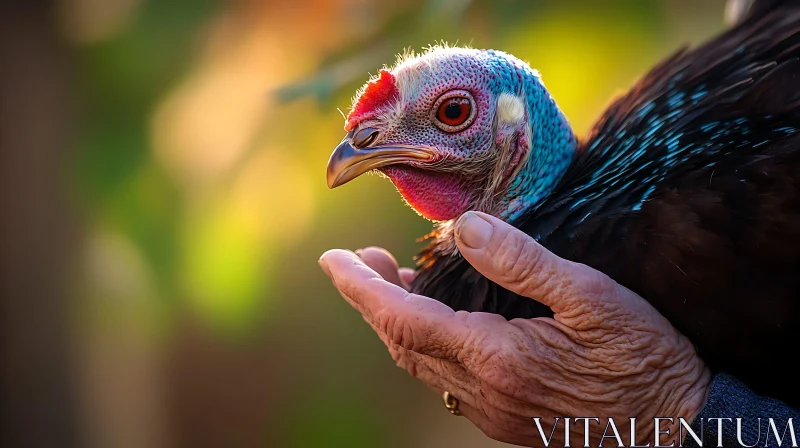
[{"left": 479, "top": 49, "right": 579, "bottom": 220}]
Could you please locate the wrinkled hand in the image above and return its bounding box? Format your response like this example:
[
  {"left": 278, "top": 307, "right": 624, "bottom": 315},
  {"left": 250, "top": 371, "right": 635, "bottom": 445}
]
[{"left": 319, "top": 211, "right": 711, "bottom": 447}]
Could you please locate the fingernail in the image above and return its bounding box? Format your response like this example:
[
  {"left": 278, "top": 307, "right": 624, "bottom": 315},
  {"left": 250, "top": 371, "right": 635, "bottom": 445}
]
[
  {"left": 318, "top": 257, "right": 332, "bottom": 278},
  {"left": 456, "top": 212, "right": 493, "bottom": 249}
]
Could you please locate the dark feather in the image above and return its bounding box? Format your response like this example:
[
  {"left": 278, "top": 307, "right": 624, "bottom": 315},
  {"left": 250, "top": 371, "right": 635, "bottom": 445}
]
[{"left": 412, "top": 2, "right": 800, "bottom": 405}]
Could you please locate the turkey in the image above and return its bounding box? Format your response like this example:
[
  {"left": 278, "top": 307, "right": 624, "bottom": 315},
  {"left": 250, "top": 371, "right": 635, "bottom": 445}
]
[{"left": 326, "top": 0, "right": 800, "bottom": 405}]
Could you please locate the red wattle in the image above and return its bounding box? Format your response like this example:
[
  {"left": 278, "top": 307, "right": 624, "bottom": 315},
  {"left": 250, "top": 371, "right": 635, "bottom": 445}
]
[{"left": 380, "top": 166, "right": 471, "bottom": 221}]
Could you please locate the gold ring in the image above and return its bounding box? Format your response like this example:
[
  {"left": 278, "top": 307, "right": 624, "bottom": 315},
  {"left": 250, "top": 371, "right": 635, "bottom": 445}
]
[{"left": 442, "top": 391, "right": 461, "bottom": 416}]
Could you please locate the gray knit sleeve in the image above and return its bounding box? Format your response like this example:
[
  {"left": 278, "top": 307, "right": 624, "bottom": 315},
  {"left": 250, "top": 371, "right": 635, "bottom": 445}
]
[{"left": 683, "top": 373, "right": 799, "bottom": 447}]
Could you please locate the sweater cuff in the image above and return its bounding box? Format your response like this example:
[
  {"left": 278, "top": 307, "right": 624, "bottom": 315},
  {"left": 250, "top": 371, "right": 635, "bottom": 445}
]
[{"left": 683, "top": 373, "right": 799, "bottom": 447}]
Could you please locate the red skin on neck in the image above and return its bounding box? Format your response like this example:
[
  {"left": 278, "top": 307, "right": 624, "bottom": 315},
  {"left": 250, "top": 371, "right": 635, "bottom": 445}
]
[{"left": 381, "top": 166, "right": 470, "bottom": 221}]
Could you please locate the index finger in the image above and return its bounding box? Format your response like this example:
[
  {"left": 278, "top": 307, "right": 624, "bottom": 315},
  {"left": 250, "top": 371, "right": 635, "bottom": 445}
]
[
  {"left": 319, "top": 249, "right": 407, "bottom": 320},
  {"left": 319, "top": 249, "right": 474, "bottom": 362}
]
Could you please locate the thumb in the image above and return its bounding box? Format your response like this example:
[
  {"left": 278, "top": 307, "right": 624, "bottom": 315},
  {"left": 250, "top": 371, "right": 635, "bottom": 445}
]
[{"left": 454, "top": 211, "right": 615, "bottom": 314}]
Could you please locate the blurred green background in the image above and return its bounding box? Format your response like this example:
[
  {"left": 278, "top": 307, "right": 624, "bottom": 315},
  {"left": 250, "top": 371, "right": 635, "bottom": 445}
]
[{"left": 0, "top": 1, "right": 728, "bottom": 446}]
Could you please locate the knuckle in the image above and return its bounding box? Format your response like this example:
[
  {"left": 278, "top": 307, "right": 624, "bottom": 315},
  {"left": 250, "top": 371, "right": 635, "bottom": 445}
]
[
  {"left": 496, "top": 236, "right": 549, "bottom": 294},
  {"left": 514, "top": 241, "right": 546, "bottom": 283},
  {"left": 376, "top": 308, "right": 402, "bottom": 347},
  {"left": 376, "top": 302, "right": 421, "bottom": 353},
  {"left": 492, "top": 230, "right": 526, "bottom": 274}
]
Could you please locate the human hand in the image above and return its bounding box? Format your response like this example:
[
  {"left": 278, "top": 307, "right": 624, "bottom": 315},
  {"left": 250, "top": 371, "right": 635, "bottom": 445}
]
[{"left": 318, "top": 211, "right": 711, "bottom": 447}]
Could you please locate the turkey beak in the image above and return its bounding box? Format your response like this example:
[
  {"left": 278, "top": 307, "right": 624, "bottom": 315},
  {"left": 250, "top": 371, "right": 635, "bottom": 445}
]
[{"left": 326, "top": 134, "right": 434, "bottom": 189}]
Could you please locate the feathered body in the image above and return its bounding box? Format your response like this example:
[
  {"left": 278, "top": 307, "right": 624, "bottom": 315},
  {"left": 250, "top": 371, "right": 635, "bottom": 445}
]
[
  {"left": 328, "top": 1, "right": 800, "bottom": 406},
  {"left": 414, "top": 4, "right": 800, "bottom": 405}
]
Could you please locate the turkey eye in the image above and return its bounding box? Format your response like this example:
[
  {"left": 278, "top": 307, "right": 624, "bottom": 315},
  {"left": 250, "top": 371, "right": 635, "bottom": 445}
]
[
  {"left": 437, "top": 98, "right": 470, "bottom": 126},
  {"left": 432, "top": 90, "right": 476, "bottom": 132}
]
